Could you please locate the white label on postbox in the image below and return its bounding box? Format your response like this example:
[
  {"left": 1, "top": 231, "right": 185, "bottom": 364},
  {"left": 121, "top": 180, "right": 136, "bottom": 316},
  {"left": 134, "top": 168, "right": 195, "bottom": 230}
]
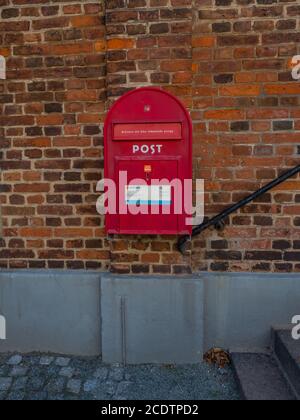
[
  {"left": 126, "top": 185, "right": 171, "bottom": 205},
  {"left": 132, "top": 145, "right": 163, "bottom": 155}
]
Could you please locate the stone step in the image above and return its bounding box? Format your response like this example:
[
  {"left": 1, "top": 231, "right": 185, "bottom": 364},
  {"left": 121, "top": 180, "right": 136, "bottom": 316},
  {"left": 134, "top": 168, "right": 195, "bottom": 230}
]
[
  {"left": 231, "top": 353, "right": 296, "bottom": 401},
  {"left": 272, "top": 327, "right": 300, "bottom": 400}
]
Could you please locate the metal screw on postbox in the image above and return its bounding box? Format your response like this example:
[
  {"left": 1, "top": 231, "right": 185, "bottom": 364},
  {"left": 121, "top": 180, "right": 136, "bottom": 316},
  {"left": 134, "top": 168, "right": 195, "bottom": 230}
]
[{"left": 104, "top": 87, "right": 193, "bottom": 236}]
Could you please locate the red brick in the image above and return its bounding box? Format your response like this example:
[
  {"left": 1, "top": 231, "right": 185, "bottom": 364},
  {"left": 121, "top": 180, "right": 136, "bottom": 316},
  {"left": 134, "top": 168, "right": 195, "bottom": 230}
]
[
  {"left": 107, "top": 38, "right": 135, "bottom": 49},
  {"left": 204, "top": 109, "right": 245, "bottom": 120},
  {"left": 54, "top": 228, "right": 94, "bottom": 238},
  {"left": 71, "top": 16, "right": 102, "bottom": 28},
  {"left": 19, "top": 228, "right": 52, "bottom": 238}
]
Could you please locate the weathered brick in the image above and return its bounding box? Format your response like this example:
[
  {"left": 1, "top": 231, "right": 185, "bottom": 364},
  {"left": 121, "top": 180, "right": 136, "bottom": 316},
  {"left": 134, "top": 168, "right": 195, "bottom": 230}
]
[
  {"left": 273, "top": 120, "right": 294, "bottom": 131},
  {"left": 245, "top": 251, "right": 282, "bottom": 261},
  {"left": 214, "top": 74, "right": 233, "bottom": 84},
  {"left": 212, "top": 22, "right": 231, "bottom": 33},
  {"left": 231, "top": 121, "right": 250, "bottom": 132},
  {"left": 1, "top": 8, "right": 19, "bottom": 19},
  {"left": 150, "top": 23, "right": 169, "bottom": 34}
]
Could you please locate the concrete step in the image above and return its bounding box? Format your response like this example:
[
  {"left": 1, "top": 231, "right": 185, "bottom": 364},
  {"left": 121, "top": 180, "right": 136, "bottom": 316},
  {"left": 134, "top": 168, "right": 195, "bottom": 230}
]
[
  {"left": 231, "top": 353, "right": 296, "bottom": 401},
  {"left": 272, "top": 327, "right": 300, "bottom": 399}
]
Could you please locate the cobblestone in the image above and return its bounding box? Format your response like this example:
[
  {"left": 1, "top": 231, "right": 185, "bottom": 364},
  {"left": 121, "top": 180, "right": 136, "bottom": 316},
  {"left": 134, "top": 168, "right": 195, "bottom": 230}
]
[
  {"left": 83, "top": 379, "right": 98, "bottom": 393},
  {"left": 10, "top": 366, "right": 28, "bottom": 377},
  {"left": 55, "top": 357, "right": 70, "bottom": 367},
  {"left": 94, "top": 367, "right": 108, "bottom": 381},
  {"left": 67, "top": 379, "right": 82, "bottom": 395},
  {"left": 40, "top": 357, "right": 54, "bottom": 366},
  {"left": 0, "top": 353, "right": 241, "bottom": 400},
  {"left": 0, "top": 378, "right": 12, "bottom": 391},
  {"left": 59, "top": 367, "right": 74, "bottom": 378},
  {"left": 7, "top": 355, "right": 22, "bottom": 366}
]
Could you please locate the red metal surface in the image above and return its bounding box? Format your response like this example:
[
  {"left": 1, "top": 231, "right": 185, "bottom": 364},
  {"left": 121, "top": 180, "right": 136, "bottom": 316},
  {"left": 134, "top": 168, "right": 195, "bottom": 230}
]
[{"left": 104, "top": 87, "right": 193, "bottom": 235}]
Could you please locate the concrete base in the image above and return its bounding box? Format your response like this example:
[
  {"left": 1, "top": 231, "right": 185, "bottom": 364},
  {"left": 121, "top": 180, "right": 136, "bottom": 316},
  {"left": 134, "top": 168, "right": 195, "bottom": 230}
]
[
  {"left": 0, "top": 270, "right": 101, "bottom": 356},
  {"left": 0, "top": 270, "right": 300, "bottom": 361},
  {"left": 203, "top": 273, "right": 300, "bottom": 353},
  {"left": 101, "top": 274, "right": 204, "bottom": 364}
]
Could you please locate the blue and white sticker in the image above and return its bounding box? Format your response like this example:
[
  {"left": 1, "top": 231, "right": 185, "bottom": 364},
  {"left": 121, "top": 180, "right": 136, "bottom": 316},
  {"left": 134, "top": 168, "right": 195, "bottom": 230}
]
[{"left": 126, "top": 185, "right": 171, "bottom": 206}]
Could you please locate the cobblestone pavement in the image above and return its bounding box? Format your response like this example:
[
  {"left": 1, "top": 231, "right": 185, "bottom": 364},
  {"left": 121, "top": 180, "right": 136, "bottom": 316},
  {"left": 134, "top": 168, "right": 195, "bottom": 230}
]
[{"left": 0, "top": 354, "right": 241, "bottom": 400}]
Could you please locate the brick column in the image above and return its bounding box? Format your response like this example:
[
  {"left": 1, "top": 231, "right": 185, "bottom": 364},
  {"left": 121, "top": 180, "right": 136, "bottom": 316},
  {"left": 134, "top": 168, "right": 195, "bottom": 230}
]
[
  {"left": 0, "top": 1, "right": 109, "bottom": 270},
  {"left": 105, "top": 0, "right": 194, "bottom": 274},
  {"left": 192, "top": 0, "right": 300, "bottom": 273}
]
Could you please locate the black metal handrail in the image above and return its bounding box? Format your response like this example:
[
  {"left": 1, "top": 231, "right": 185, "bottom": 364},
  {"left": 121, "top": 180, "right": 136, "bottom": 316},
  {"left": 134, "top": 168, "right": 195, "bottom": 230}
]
[{"left": 178, "top": 164, "right": 300, "bottom": 254}]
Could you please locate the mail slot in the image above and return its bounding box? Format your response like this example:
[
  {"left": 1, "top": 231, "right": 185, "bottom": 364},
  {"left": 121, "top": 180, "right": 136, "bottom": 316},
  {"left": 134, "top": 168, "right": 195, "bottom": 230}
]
[{"left": 104, "top": 87, "right": 192, "bottom": 235}]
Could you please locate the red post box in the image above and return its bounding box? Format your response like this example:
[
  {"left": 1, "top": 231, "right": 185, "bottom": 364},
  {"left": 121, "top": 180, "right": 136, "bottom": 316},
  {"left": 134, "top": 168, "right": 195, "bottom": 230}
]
[{"left": 104, "top": 87, "right": 192, "bottom": 235}]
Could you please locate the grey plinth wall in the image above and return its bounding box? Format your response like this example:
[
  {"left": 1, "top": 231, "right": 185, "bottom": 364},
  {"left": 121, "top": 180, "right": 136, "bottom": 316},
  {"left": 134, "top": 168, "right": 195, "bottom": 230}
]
[
  {"left": 1, "top": 270, "right": 300, "bottom": 362},
  {"left": 101, "top": 275, "right": 204, "bottom": 364},
  {"left": 0, "top": 270, "right": 101, "bottom": 356},
  {"left": 203, "top": 273, "right": 300, "bottom": 353}
]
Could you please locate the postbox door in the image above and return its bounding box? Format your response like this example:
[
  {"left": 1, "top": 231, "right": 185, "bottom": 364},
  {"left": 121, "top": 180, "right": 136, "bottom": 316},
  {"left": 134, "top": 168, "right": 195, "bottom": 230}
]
[{"left": 117, "top": 160, "right": 179, "bottom": 234}]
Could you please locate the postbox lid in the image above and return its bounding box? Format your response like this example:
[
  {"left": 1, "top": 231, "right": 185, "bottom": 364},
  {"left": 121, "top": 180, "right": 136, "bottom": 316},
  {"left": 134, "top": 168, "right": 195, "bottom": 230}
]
[{"left": 105, "top": 87, "right": 192, "bottom": 128}]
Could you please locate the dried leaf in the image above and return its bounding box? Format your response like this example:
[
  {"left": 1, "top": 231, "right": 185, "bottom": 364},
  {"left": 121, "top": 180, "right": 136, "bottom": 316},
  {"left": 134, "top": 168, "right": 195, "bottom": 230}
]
[{"left": 204, "top": 348, "right": 230, "bottom": 368}]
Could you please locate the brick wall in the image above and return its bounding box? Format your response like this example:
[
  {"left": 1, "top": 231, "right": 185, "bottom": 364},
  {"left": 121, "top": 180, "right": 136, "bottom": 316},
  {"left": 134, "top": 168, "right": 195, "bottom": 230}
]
[
  {"left": 0, "top": 0, "right": 109, "bottom": 270},
  {"left": 1, "top": 0, "right": 300, "bottom": 273},
  {"left": 192, "top": 0, "right": 300, "bottom": 273}
]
